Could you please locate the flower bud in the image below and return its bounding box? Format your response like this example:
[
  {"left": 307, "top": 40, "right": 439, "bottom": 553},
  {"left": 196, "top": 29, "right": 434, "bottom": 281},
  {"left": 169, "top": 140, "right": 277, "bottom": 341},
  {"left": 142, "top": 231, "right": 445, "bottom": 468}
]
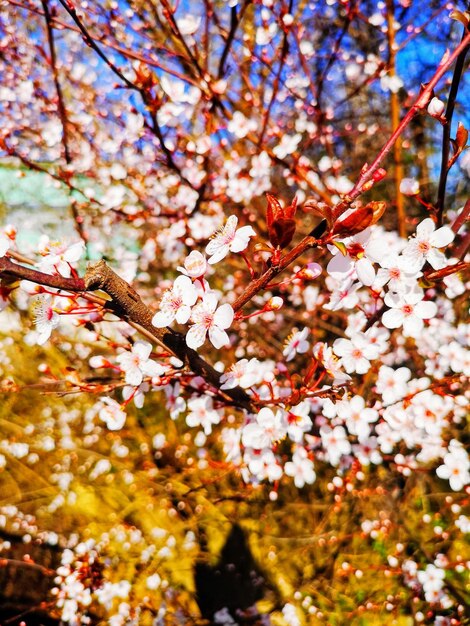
[
  {"left": 297, "top": 262, "right": 322, "bottom": 280},
  {"left": 179, "top": 251, "right": 207, "bottom": 278},
  {"left": 427, "top": 97, "right": 445, "bottom": 118},
  {"left": 399, "top": 178, "right": 420, "bottom": 196},
  {"left": 267, "top": 296, "right": 283, "bottom": 310}
]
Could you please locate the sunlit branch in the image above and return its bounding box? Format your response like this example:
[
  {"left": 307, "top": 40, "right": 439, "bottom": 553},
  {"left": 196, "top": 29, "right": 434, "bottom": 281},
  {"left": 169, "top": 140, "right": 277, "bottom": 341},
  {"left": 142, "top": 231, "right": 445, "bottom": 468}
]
[{"left": 335, "top": 29, "right": 470, "bottom": 218}]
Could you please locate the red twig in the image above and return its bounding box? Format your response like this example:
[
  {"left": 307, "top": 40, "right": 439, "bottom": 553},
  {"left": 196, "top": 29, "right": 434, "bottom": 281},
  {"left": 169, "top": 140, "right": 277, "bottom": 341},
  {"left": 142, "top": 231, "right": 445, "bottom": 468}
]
[{"left": 334, "top": 30, "right": 470, "bottom": 218}]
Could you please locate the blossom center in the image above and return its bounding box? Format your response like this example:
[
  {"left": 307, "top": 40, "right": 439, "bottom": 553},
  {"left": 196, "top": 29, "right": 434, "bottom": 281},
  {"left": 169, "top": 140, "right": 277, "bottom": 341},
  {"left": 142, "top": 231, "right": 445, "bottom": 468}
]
[{"left": 202, "top": 313, "right": 214, "bottom": 328}]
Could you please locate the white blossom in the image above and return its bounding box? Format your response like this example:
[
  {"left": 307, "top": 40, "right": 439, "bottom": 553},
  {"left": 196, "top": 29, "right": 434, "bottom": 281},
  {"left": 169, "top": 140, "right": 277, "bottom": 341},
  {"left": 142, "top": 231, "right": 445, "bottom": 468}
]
[
  {"left": 205, "top": 215, "right": 256, "bottom": 264},
  {"left": 186, "top": 293, "right": 234, "bottom": 350}
]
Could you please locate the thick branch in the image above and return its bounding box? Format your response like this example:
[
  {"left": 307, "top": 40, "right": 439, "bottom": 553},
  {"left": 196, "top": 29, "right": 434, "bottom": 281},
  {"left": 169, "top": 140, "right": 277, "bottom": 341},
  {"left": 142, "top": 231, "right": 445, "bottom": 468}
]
[
  {"left": 0, "top": 257, "right": 253, "bottom": 411},
  {"left": 0, "top": 256, "right": 86, "bottom": 291}
]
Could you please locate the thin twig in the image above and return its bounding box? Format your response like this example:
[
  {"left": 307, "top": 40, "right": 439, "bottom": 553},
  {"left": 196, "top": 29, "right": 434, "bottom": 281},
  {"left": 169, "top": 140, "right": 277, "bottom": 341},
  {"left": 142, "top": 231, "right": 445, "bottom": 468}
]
[
  {"left": 258, "top": 0, "right": 294, "bottom": 147},
  {"left": 436, "top": 25, "right": 470, "bottom": 226},
  {"left": 334, "top": 30, "right": 470, "bottom": 218},
  {"left": 56, "top": 0, "right": 137, "bottom": 91}
]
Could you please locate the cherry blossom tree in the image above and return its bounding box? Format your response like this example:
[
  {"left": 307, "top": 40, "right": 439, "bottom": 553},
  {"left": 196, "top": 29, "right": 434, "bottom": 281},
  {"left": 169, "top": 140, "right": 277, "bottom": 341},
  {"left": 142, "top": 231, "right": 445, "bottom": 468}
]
[{"left": 0, "top": 0, "right": 469, "bottom": 624}]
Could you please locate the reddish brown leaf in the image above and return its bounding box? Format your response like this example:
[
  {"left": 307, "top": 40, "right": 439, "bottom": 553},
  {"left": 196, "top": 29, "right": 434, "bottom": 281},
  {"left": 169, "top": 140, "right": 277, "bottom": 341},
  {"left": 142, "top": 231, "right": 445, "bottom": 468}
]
[
  {"left": 266, "top": 193, "right": 283, "bottom": 228},
  {"left": 332, "top": 206, "right": 373, "bottom": 236},
  {"left": 269, "top": 218, "right": 296, "bottom": 249}
]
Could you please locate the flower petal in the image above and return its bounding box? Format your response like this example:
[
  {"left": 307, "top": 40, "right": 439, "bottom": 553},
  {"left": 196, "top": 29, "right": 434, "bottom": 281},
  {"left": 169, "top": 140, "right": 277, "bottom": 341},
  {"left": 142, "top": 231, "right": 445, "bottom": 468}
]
[
  {"left": 152, "top": 310, "right": 175, "bottom": 328},
  {"left": 382, "top": 309, "right": 403, "bottom": 329},
  {"left": 175, "top": 305, "right": 192, "bottom": 324},
  {"left": 186, "top": 324, "right": 207, "bottom": 349},
  {"left": 213, "top": 303, "right": 234, "bottom": 329},
  {"left": 430, "top": 225, "right": 454, "bottom": 248},
  {"left": 414, "top": 300, "right": 437, "bottom": 319},
  {"left": 209, "top": 326, "right": 230, "bottom": 349},
  {"left": 416, "top": 218, "right": 435, "bottom": 238},
  {"left": 230, "top": 225, "right": 256, "bottom": 252},
  {"left": 133, "top": 341, "right": 152, "bottom": 360},
  {"left": 356, "top": 257, "right": 375, "bottom": 286},
  {"left": 206, "top": 242, "right": 229, "bottom": 264}
]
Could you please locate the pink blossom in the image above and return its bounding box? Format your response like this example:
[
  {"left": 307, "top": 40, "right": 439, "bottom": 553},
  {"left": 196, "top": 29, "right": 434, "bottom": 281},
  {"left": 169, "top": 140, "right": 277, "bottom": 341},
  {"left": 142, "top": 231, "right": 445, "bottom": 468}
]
[
  {"left": 403, "top": 218, "right": 454, "bottom": 270},
  {"left": 186, "top": 396, "right": 222, "bottom": 435},
  {"left": 327, "top": 230, "right": 376, "bottom": 286},
  {"left": 152, "top": 275, "right": 198, "bottom": 328},
  {"left": 243, "top": 447, "right": 283, "bottom": 482},
  {"left": 37, "top": 237, "right": 85, "bottom": 277},
  {"left": 116, "top": 341, "right": 164, "bottom": 386},
  {"left": 374, "top": 253, "right": 422, "bottom": 291},
  {"left": 283, "top": 327, "right": 310, "bottom": 362},
  {"left": 285, "top": 400, "right": 313, "bottom": 443},
  {"left": 436, "top": 441, "right": 470, "bottom": 491},
  {"left": 313, "top": 342, "right": 351, "bottom": 384},
  {"left": 205, "top": 215, "right": 256, "bottom": 264},
  {"left": 319, "top": 425, "right": 352, "bottom": 466},
  {"left": 33, "top": 294, "right": 60, "bottom": 345},
  {"left": 333, "top": 332, "right": 379, "bottom": 374},
  {"left": 177, "top": 250, "right": 207, "bottom": 278},
  {"left": 0, "top": 232, "right": 12, "bottom": 257},
  {"left": 122, "top": 383, "right": 149, "bottom": 409},
  {"left": 284, "top": 447, "right": 316, "bottom": 488},
  {"left": 227, "top": 111, "right": 257, "bottom": 138},
  {"left": 241, "top": 407, "right": 287, "bottom": 450},
  {"left": 186, "top": 293, "right": 234, "bottom": 350},
  {"left": 336, "top": 395, "right": 379, "bottom": 442},
  {"left": 427, "top": 97, "right": 445, "bottom": 118},
  {"left": 382, "top": 287, "right": 437, "bottom": 336},
  {"left": 219, "top": 358, "right": 261, "bottom": 390},
  {"left": 99, "top": 398, "right": 127, "bottom": 431},
  {"left": 375, "top": 365, "right": 411, "bottom": 405},
  {"left": 399, "top": 177, "right": 420, "bottom": 196}
]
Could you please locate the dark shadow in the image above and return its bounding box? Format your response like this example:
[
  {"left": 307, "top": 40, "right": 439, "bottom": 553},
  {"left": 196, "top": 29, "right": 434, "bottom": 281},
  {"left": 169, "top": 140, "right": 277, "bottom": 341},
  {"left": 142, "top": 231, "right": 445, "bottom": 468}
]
[{"left": 194, "top": 524, "right": 266, "bottom": 624}]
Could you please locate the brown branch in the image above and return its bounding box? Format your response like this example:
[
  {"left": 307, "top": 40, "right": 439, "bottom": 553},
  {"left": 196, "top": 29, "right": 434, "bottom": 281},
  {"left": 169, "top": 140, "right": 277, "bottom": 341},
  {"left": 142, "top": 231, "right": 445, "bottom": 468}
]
[
  {"left": 41, "top": 0, "right": 71, "bottom": 163},
  {"left": 0, "top": 257, "right": 253, "bottom": 411},
  {"left": 0, "top": 256, "right": 86, "bottom": 291},
  {"left": 386, "top": 0, "right": 406, "bottom": 238},
  {"left": 217, "top": 2, "right": 249, "bottom": 79},
  {"left": 451, "top": 197, "right": 470, "bottom": 234},
  {"left": 232, "top": 227, "right": 323, "bottom": 313},
  {"left": 41, "top": 0, "right": 89, "bottom": 246}
]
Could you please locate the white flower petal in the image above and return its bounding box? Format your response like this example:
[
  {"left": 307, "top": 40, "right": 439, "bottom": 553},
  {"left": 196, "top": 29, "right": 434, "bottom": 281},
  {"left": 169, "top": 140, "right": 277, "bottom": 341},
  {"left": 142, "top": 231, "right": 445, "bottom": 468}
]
[
  {"left": 175, "top": 305, "right": 192, "bottom": 324},
  {"left": 382, "top": 309, "right": 403, "bottom": 329},
  {"left": 152, "top": 310, "right": 175, "bottom": 328},
  {"left": 209, "top": 326, "right": 230, "bottom": 349},
  {"left": 230, "top": 225, "right": 256, "bottom": 252},
  {"left": 414, "top": 300, "right": 437, "bottom": 319},
  {"left": 213, "top": 303, "right": 234, "bottom": 329},
  {"left": 133, "top": 341, "right": 152, "bottom": 360},
  {"left": 356, "top": 257, "right": 375, "bottom": 286},
  {"left": 206, "top": 242, "right": 229, "bottom": 264},
  {"left": 426, "top": 248, "right": 447, "bottom": 270},
  {"left": 402, "top": 315, "right": 423, "bottom": 336},
  {"left": 430, "top": 225, "right": 454, "bottom": 248},
  {"left": 186, "top": 324, "right": 207, "bottom": 349},
  {"left": 416, "top": 218, "right": 435, "bottom": 238}
]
